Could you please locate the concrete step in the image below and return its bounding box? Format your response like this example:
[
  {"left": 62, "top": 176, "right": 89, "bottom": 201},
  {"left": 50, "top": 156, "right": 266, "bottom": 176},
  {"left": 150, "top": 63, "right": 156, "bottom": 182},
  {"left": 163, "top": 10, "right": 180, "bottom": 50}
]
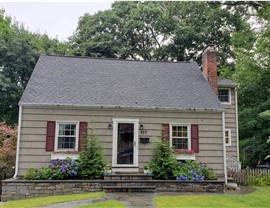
[
  {"left": 104, "top": 174, "right": 152, "bottom": 181},
  {"left": 103, "top": 185, "right": 156, "bottom": 193},
  {"left": 102, "top": 181, "right": 154, "bottom": 187}
]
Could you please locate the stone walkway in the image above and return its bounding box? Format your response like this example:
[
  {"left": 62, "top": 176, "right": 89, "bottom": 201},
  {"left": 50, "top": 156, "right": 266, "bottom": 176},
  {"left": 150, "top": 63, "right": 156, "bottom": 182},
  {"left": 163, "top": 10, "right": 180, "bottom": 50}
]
[
  {"left": 38, "top": 192, "right": 157, "bottom": 208},
  {"left": 106, "top": 192, "right": 156, "bottom": 208}
]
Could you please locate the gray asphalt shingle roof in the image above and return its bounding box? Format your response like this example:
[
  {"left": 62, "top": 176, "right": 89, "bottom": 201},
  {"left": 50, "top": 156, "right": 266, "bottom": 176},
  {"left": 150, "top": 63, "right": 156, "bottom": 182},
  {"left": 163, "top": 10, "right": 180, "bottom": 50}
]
[
  {"left": 20, "top": 55, "right": 223, "bottom": 110},
  {"left": 218, "top": 78, "right": 239, "bottom": 87}
]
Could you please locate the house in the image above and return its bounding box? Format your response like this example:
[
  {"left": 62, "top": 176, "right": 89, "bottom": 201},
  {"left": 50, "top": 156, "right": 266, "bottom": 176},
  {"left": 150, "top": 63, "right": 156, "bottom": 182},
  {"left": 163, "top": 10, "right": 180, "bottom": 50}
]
[{"left": 14, "top": 45, "right": 240, "bottom": 181}]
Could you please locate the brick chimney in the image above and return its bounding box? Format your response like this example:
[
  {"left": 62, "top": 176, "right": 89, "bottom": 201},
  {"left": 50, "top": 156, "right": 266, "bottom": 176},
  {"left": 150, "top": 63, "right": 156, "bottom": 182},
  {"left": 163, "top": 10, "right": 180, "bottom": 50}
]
[{"left": 202, "top": 45, "right": 218, "bottom": 94}]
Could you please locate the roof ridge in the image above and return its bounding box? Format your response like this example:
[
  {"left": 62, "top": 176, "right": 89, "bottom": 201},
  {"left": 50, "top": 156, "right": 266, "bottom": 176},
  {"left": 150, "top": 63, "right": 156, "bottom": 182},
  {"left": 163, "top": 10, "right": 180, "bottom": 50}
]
[{"left": 41, "top": 54, "right": 193, "bottom": 64}]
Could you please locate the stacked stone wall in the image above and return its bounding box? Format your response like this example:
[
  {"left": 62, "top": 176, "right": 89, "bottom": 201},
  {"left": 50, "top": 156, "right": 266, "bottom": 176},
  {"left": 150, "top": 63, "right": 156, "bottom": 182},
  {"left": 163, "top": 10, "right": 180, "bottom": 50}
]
[{"left": 1, "top": 179, "right": 224, "bottom": 202}]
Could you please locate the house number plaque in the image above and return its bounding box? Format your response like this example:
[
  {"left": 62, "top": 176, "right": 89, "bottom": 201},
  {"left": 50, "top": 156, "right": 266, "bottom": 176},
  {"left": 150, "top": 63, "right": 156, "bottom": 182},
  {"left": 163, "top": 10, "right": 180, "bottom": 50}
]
[{"left": 140, "top": 130, "right": 147, "bottom": 135}]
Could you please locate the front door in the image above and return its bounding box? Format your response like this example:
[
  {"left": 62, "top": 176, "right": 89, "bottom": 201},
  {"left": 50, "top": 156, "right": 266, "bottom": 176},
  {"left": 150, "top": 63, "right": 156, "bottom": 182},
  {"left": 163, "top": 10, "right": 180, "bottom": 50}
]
[{"left": 112, "top": 118, "right": 138, "bottom": 167}]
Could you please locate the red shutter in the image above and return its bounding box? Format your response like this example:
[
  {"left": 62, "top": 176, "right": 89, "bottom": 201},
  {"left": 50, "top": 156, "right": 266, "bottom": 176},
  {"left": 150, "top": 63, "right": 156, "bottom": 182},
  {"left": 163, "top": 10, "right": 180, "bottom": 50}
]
[
  {"left": 46, "top": 121, "right": 56, "bottom": 151},
  {"left": 162, "top": 124, "right": 170, "bottom": 141},
  {"left": 191, "top": 124, "right": 199, "bottom": 153},
  {"left": 79, "top": 122, "right": 88, "bottom": 151}
]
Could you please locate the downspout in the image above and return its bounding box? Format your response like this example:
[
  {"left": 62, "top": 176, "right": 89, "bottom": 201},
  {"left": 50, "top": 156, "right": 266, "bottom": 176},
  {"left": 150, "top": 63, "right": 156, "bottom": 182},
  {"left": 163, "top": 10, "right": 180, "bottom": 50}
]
[
  {"left": 222, "top": 111, "right": 227, "bottom": 185},
  {"left": 13, "top": 105, "right": 22, "bottom": 179},
  {"left": 235, "top": 88, "right": 240, "bottom": 163}
]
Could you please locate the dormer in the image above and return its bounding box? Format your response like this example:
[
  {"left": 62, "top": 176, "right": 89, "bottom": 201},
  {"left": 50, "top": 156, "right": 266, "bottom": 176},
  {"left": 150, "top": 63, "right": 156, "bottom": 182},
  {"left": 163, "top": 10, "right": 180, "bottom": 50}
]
[{"left": 217, "top": 78, "right": 239, "bottom": 105}]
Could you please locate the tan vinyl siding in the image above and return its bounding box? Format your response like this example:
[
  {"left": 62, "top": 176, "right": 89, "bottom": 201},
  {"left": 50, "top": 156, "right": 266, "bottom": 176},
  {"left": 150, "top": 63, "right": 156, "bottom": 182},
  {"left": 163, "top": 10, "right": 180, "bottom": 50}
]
[
  {"left": 18, "top": 107, "right": 224, "bottom": 177},
  {"left": 222, "top": 88, "right": 238, "bottom": 158}
]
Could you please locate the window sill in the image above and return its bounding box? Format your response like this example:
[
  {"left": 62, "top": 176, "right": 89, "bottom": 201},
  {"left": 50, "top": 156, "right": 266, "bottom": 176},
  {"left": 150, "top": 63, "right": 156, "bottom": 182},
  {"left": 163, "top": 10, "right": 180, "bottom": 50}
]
[
  {"left": 174, "top": 154, "right": 196, "bottom": 160},
  {"left": 51, "top": 152, "right": 79, "bottom": 160},
  {"left": 221, "top": 102, "right": 231, "bottom": 105}
]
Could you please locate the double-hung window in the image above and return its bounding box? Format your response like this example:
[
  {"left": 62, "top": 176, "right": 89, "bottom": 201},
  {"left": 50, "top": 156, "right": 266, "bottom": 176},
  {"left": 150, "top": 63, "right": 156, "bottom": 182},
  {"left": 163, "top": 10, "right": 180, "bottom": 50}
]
[
  {"left": 56, "top": 122, "right": 79, "bottom": 151},
  {"left": 218, "top": 88, "right": 231, "bottom": 104},
  {"left": 225, "top": 129, "right": 231, "bottom": 146},
  {"left": 170, "top": 124, "right": 190, "bottom": 150}
]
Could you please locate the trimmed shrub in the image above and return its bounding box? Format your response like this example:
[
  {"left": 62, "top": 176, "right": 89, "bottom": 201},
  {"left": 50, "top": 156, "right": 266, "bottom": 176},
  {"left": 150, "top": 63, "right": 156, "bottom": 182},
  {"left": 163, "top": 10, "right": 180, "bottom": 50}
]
[
  {"left": 24, "top": 168, "right": 39, "bottom": 180},
  {"left": 77, "top": 132, "right": 106, "bottom": 179},
  {"left": 148, "top": 139, "right": 180, "bottom": 179}
]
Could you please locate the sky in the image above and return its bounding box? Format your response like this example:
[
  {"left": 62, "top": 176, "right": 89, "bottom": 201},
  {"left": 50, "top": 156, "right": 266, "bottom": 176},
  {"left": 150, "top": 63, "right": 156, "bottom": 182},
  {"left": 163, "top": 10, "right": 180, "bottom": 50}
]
[{"left": 0, "top": 1, "right": 113, "bottom": 41}]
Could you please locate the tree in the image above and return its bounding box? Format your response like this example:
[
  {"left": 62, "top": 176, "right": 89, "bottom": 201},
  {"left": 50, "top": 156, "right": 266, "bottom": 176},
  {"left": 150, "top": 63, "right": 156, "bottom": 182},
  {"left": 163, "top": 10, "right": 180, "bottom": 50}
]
[
  {"left": 0, "top": 122, "right": 17, "bottom": 190},
  {"left": 0, "top": 10, "right": 71, "bottom": 125},
  {"left": 77, "top": 130, "right": 106, "bottom": 179},
  {"left": 71, "top": 1, "right": 245, "bottom": 66},
  {"left": 231, "top": 2, "right": 270, "bottom": 167}
]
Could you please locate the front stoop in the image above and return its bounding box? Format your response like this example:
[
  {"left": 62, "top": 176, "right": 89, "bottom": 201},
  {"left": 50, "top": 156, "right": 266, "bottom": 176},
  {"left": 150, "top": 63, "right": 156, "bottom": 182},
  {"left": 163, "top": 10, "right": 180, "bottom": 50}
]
[
  {"left": 103, "top": 186, "right": 156, "bottom": 192},
  {"left": 103, "top": 174, "right": 156, "bottom": 192}
]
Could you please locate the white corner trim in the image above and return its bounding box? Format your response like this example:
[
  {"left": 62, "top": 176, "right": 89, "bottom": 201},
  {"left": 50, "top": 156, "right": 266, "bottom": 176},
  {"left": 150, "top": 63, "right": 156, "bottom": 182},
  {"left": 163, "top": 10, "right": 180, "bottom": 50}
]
[
  {"left": 51, "top": 153, "right": 79, "bottom": 160},
  {"left": 235, "top": 88, "right": 240, "bottom": 161},
  {"left": 222, "top": 112, "right": 227, "bottom": 185},
  {"left": 13, "top": 106, "right": 22, "bottom": 179}
]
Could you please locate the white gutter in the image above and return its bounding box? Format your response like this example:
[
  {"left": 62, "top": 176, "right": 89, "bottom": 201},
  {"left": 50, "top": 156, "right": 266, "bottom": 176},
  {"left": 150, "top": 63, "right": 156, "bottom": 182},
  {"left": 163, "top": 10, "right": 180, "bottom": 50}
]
[
  {"left": 19, "top": 103, "right": 224, "bottom": 113},
  {"left": 13, "top": 106, "right": 22, "bottom": 179},
  {"left": 222, "top": 111, "right": 227, "bottom": 185},
  {"left": 235, "top": 88, "right": 240, "bottom": 162}
]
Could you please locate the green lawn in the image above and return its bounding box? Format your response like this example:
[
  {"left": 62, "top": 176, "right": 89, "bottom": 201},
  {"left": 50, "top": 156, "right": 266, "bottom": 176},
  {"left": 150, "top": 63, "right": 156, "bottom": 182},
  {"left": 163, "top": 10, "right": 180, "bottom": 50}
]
[
  {"left": 0, "top": 192, "right": 104, "bottom": 208},
  {"left": 154, "top": 187, "right": 270, "bottom": 208},
  {"left": 78, "top": 200, "right": 125, "bottom": 208}
]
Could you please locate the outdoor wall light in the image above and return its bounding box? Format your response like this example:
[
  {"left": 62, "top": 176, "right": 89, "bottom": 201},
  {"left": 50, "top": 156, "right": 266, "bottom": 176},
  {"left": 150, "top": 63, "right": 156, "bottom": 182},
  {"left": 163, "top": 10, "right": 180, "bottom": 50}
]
[
  {"left": 140, "top": 124, "right": 144, "bottom": 130},
  {"left": 108, "top": 124, "right": 112, "bottom": 129}
]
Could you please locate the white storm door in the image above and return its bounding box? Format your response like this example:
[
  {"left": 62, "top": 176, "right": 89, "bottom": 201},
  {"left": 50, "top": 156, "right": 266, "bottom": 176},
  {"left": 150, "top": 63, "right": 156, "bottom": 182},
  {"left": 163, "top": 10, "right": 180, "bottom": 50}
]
[{"left": 112, "top": 118, "right": 139, "bottom": 167}]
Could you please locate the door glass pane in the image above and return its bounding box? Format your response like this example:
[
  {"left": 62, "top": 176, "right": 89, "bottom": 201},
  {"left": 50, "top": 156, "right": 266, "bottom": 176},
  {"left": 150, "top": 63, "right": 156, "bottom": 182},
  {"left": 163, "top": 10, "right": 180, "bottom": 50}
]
[{"left": 117, "top": 123, "right": 134, "bottom": 165}]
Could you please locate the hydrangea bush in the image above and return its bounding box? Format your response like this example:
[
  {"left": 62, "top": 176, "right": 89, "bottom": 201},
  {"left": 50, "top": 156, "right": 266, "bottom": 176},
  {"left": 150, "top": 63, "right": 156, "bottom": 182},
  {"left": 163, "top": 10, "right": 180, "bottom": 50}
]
[
  {"left": 49, "top": 158, "right": 78, "bottom": 179},
  {"left": 24, "top": 157, "right": 79, "bottom": 180},
  {"left": 175, "top": 160, "right": 216, "bottom": 181}
]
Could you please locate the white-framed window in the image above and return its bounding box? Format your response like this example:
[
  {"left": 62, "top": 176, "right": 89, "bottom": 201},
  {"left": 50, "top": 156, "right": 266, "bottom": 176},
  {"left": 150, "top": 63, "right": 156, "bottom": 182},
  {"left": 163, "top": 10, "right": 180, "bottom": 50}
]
[
  {"left": 55, "top": 121, "right": 79, "bottom": 151},
  {"left": 170, "top": 124, "right": 190, "bottom": 150},
  {"left": 218, "top": 88, "right": 231, "bottom": 104},
  {"left": 225, "top": 129, "right": 231, "bottom": 146}
]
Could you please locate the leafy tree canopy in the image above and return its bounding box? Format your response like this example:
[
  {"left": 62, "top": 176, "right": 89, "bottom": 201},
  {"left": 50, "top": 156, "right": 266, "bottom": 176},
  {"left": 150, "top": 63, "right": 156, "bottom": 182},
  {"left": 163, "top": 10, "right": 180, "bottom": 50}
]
[
  {"left": 71, "top": 1, "right": 245, "bottom": 66},
  {"left": 230, "top": 2, "right": 270, "bottom": 167},
  {"left": 0, "top": 10, "right": 71, "bottom": 125}
]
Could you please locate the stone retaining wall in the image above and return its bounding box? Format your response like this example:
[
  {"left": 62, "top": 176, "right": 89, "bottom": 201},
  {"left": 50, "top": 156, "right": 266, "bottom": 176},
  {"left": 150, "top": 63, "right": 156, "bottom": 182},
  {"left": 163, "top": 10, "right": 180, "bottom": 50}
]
[
  {"left": 1, "top": 179, "right": 102, "bottom": 202},
  {"left": 1, "top": 179, "right": 224, "bottom": 202}
]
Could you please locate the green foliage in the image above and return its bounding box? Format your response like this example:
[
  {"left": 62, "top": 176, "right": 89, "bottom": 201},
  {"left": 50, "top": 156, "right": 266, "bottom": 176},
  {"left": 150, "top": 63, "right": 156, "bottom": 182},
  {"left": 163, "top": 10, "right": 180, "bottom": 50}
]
[
  {"left": 24, "top": 168, "right": 39, "bottom": 180},
  {"left": 175, "top": 160, "right": 217, "bottom": 181},
  {"left": 24, "top": 158, "right": 79, "bottom": 180},
  {"left": 71, "top": 1, "right": 244, "bottom": 65},
  {"left": 201, "top": 167, "right": 217, "bottom": 180},
  {"left": 247, "top": 174, "right": 270, "bottom": 187},
  {"left": 0, "top": 122, "right": 16, "bottom": 194},
  {"left": 77, "top": 131, "right": 107, "bottom": 179},
  {"left": 148, "top": 139, "right": 179, "bottom": 179},
  {"left": 48, "top": 158, "right": 78, "bottom": 180},
  {"left": 228, "top": 2, "right": 270, "bottom": 168},
  {"left": 0, "top": 10, "right": 71, "bottom": 125}
]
